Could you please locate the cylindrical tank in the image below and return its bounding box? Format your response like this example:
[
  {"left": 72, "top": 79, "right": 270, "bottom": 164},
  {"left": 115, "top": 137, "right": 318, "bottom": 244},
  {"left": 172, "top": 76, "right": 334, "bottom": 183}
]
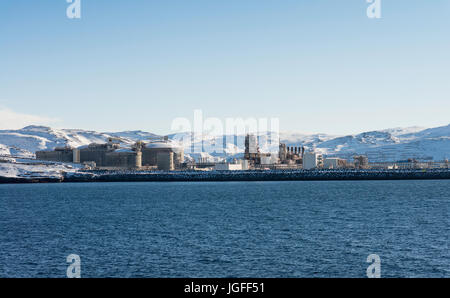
[
  {"left": 142, "top": 141, "right": 184, "bottom": 167},
  {"left": 135, "top": 151, "right": 142, "bottom": 168}
]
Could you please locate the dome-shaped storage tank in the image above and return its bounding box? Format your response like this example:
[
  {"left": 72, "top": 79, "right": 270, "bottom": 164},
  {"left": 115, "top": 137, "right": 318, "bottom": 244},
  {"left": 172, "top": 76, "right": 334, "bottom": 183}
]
[{"left": 141, "top": 140, "right": 184, "bottom": 167}]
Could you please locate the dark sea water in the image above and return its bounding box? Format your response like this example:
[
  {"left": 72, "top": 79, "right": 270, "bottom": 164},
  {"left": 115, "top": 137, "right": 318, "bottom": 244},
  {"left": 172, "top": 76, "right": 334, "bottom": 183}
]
[{"left": 0, "top": 180, "right": 448, "bottom": 278}]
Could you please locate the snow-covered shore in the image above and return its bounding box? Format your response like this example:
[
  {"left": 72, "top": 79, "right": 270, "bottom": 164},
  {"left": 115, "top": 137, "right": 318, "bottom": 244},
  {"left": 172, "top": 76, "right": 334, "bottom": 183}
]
[
  {"left": 1, "top": 164, "right": 449, "bottom": 184},
  {"left": 0, "top": 160, "right": 81, "bottom": 181}
]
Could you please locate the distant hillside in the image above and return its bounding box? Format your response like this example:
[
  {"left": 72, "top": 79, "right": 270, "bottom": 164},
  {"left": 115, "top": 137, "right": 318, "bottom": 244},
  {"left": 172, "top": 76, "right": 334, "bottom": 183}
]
[
  {"left": 0, "top": 126, "right": 159, "bottom": 158},
  {"left": 314, "top": 126, "right": 450, "bottom": 161}
]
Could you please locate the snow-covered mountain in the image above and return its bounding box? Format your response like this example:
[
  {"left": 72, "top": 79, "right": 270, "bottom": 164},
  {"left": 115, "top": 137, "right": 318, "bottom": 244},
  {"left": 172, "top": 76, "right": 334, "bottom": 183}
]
[
  {"left": 314, "top": 125, "right": 449, "bottom": 161},
  {"left": 0, "top": 124, "right": 449, "bottom": 162},
  {"left": 0, "top": 126, "right": 159, "bottom": 158}
]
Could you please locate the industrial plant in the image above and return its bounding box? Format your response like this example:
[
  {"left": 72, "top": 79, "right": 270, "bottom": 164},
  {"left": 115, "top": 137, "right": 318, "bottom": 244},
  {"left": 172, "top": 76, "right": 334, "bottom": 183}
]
[
  {"left": 36, "top": 137, "right": 184, "bottom": 171},
  {"left": 34, "top": 134, "right": 449, "bottom": 172}
]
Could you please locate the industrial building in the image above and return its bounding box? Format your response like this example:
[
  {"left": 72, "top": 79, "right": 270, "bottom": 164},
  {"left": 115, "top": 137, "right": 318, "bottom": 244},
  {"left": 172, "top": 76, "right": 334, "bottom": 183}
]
[
  {"left": 323, "top": 157, "right": 346, "bottom": 169},
  {"left": 303, "top": 152, "right": 324, "bottom": 170},
  {"left": 244, "top": 134, "right": 260, "bottom": 164},
  {"left": 141, "top": 139, "right": 184, "bottom": 168},
  {"left": 75, "top": 139, "right": 142, "bottom": 169},
  {"left": 279, "top": 143, "right": 304, "bottom": 165},
  {"left": 260, "top": 155, "right": 279, "bottom": 165},
  {"left": 215, "top": 160, "right": 249, "bottom": 171},
  {"left": 36, "top": 147, "right": 80, "bottom": 163},
  {"left": 215, "top": 162, "right": 242, "bottom": 171},
  {"left": 243, "top": 136, "right": 306, "bottom": 169},
  {"left": 36, "top": 139, "right": 142, "bottom": 170},
  {"left": 354, "top": 155, "right": 369, "bottom": 169},
  {"left": 35, "top": 137, "right": 184, "bottom": 171}
]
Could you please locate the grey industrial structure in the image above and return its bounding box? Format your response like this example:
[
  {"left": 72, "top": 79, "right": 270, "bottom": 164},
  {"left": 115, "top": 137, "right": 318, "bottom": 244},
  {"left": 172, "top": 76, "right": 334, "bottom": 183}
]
[
  {"left": 244, "top": 134, "right": 305, "bottom": 167},
  {"left": 36, "top": 138, "right": 184, "bottom": 171},
  {"left": 36, "top": 147, "right": 80, "bottom": 163},
  {"left": 142, "top": 141, "right": 184, "bottom": 168},
  {"left": 244, "top": 134, "right": 260, "bottom": 164},
  {"left": 243, "top": 134, "right": 366, "bottom": 170},
  {"left": 279, "top": 143, "right": 304, "bottom": 165}
]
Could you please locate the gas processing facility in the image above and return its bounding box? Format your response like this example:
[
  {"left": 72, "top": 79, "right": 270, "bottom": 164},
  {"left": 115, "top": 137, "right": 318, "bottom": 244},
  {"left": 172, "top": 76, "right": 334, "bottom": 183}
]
[{"left": 35, "top": 134, "right": 449, "bottom": 172}]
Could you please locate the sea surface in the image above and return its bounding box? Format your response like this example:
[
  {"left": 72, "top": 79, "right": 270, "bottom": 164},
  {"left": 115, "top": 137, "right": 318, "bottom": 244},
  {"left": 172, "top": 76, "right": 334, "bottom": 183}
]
[{"left": 0, "top": 180, "right": 448, "bottom": 278}]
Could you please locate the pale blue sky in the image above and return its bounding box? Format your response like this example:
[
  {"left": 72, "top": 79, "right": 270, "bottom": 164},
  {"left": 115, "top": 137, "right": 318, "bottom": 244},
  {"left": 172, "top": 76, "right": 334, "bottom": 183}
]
[{"left": 0, "top": 0, "right": 449, "bottom": 134}]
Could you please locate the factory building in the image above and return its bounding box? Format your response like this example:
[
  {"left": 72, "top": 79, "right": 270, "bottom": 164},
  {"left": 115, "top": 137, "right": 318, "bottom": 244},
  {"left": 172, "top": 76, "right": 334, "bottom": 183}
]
[
  {"left": 303, "top": 152, "right": 324, "bottom": 170},
  {"left": 354, "top": 155, "right": 369, "bottom": 169},
  {"left": 244, "top": 134, "right": 260, "bottom": 164},
  {"left": 323, "top": 157, "right": 346, "bottom": 169},
  {"left": 35, "top": 137, "right": 185, "bottom": 171},
  {"left": 215, "top": 163, "right": 242, "bottom": 171},
  {"left": 78, "top": 141, "right": 119, "bottom": 167},
  {"left": 279, "top": 143, "right": 304, "bottom": 165},
  {"left": 215, "top": 159, "right": 249, "bottom": 171},
  {"left": 36, "top": 147, "right": 80, "bottom": 163},
  {"left": 260, "top": 155, "right": 279, "bottom": 165},
  {"left": 76, "top": 139, "right": 141, "bottom": 169},
  {"left": 36, "top": 138, "right": 142, "bottom": 170},
  {"left": 240, "top": 160, "right": 249, "bottom": 170},
  {"left": 279, "top": 143, "right": 288, "bottom": 161}
]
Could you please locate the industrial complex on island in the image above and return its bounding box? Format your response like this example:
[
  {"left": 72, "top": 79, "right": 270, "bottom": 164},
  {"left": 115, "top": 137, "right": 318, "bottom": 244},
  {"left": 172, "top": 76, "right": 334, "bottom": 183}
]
[{"left": 34, "top": 134, "right": 448, "bottom": 172}]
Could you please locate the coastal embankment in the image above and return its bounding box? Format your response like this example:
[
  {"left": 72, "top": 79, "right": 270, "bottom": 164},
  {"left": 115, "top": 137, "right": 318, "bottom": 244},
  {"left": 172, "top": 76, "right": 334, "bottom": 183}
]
[
  {"left": 66, "top": 169, "right": 450, "bottom": 183},
  {"left": 1, "top": 169, "right": 450, "bottom": 184}
]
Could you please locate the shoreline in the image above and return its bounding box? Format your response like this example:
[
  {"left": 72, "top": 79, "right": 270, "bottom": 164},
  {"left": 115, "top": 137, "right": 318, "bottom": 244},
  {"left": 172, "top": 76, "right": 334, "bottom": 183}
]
[{"left": 1, "top": 169, "right": 450, "bottom": 184}]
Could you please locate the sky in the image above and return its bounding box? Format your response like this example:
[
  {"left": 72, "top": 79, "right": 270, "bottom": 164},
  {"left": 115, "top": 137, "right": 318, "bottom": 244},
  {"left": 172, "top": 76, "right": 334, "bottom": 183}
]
[{"left": 0, "top": 0, "right": 449, "bottom": 135}]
